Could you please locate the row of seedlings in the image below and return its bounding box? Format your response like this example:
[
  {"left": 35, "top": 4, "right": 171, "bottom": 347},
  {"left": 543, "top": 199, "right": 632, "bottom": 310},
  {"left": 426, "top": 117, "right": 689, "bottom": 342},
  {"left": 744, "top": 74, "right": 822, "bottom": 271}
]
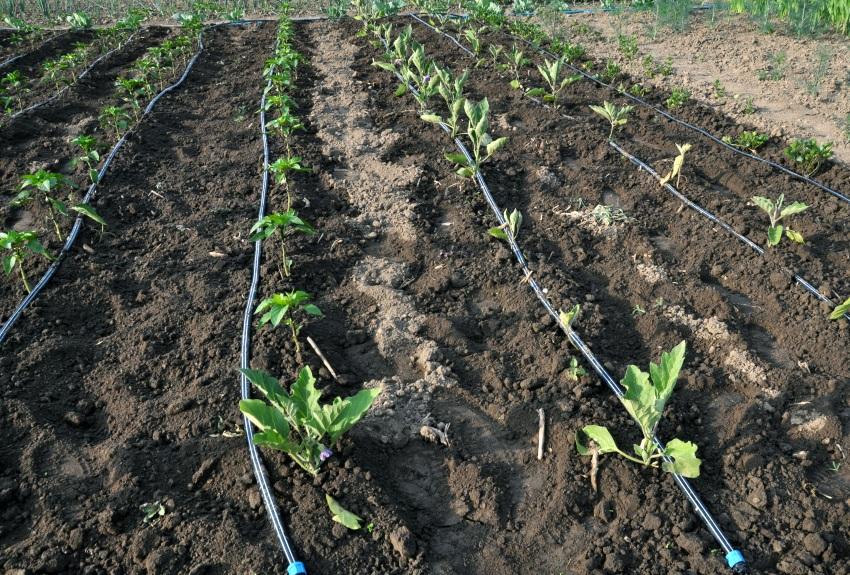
[
  {"left": 1, "top": 15, "right": 205, "bottom": 295},
  {"left": 0, "top": 11, "right": 145, "bottom": 116},
  {"left": 412, "top": 3, "right": 850, "bottom": 320},
  {"left": 237, "top": 5, "right": 381, "bottom": 542}
]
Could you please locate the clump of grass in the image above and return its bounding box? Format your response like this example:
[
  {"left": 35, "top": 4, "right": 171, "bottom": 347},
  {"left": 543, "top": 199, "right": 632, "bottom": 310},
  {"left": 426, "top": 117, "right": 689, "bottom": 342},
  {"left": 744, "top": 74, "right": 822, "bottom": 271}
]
[{"left": 805, "top": 46, "right": 832, "bottom": 96}]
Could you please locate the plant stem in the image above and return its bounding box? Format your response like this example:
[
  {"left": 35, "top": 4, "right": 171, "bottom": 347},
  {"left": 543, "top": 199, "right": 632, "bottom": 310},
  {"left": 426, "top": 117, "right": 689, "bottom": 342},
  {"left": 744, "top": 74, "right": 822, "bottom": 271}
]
[{"left": 18, "top": 260, "right": 30, "bottom": 293}]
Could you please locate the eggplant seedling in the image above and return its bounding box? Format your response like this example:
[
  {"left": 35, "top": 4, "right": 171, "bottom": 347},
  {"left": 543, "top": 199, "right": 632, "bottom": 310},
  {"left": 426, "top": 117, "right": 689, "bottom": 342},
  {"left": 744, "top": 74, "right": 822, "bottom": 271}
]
[
  {"left": 1, "top": 230, "right": 52, "bottom": 293},
  {"left": 488, "top": 208, "right": 521, "bottom": 241},
  {"left": 588, "top": 101, "right": 633, "bottom": 140},
  {"left": 71, "top": 135, "right": 101, "bottom": 183},
  {"left": 784, "top": 138, "right": 833, "bottom": 176},
  {"left": 721, "top": 130, "right": 769, "bottom": 154},
  {"left": 255, "top": 290, "right": 322, "bottom": 352},
  {"left": 751, "top": 194, "right": 808, "bottom": 246},
  {"left": 658, "top": 143, "right": 692, "bottom": 188},
  {"left": 830, "top": 296, "right": 850, "bottom": 320},
  {"left": 577, "top": 341, "right": 701, "bottom": 478},
  {"left": 239, "top": 366, "right": 381, "bottom": 475},
  {"left": 503, "top": 45, "right": 528, "bottom": 89},
  {"left": 527, "top": 57, "right": 581, "bottom": 106},
  {"left": 665, "top": 87, "right": 690, "bottom": 109},
  {"left": 421, "top": 67, "right": 468, "bottom": 138},
  {"left": 444, "top": 97, "right": 508, "bottom": 179},
  {"left": 249, "top": 209, "right": 315, "bottom": 277}
]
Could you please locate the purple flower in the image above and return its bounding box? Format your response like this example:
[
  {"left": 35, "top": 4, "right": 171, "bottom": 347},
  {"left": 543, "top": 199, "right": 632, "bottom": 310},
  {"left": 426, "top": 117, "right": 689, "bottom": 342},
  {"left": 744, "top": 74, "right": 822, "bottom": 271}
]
[
  {"left": 320, "top": 448, "right": 333, "bottom": 462},
  {"left": 423, "top": 74, "right": 431, "bottom": 84}
]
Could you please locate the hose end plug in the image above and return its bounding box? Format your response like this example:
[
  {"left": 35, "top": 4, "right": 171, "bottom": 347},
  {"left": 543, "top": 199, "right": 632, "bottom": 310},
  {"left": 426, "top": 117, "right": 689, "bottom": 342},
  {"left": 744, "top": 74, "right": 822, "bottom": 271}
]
[
  {"left": 287, "top": 562, "right": 307, "bottom": 575},
  {"left": 726, "top": 550, "right": 747, "bottom": 573}
]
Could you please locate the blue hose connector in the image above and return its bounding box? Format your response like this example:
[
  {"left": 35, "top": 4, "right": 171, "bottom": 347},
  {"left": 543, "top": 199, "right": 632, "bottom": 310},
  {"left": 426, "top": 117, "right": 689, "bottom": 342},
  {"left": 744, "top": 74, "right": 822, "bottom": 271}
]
[
  {"left": 726, "top": 550, "right": 746, "bottom": 572},
  {"left": 287, "top": 562, "right": 307, "bottom": 575}
]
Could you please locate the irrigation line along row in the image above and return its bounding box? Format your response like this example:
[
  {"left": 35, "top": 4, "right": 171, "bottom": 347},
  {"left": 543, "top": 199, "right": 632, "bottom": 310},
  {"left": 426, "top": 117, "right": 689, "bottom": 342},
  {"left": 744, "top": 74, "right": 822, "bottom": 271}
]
[
  {"left": 0, "top": 21, "right": 263, "bottom": 345},
  {"left": 409, "top": 14, "right": 849, "bottom": 320},
  {"left": 238, "top": 26, "right": 307, "bottom": 575},
  {"left": 409, "top": 13, "right": 850, "bottom": 205},
  {"left": 377, "top": 33, "right": 748, "bottom": 574},
  {"left": 608, "top": 140, "right": 850, "bottom": 321},
  {"left": 0, "top": 30, "right": 69, "bottom": 70},
  {"left": 7, "top": 30, "right": 139, "bottom": 122}
]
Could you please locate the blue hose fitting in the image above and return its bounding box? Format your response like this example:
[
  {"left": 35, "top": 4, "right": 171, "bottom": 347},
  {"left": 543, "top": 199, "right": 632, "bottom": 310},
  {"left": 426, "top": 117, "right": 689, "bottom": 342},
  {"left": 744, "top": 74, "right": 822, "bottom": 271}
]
[
  {"left": 726, "top": 550, "right": 747, "bottom": 572},
  {"left": 287, "top": 562, "right": 306, "bottom": 575}
]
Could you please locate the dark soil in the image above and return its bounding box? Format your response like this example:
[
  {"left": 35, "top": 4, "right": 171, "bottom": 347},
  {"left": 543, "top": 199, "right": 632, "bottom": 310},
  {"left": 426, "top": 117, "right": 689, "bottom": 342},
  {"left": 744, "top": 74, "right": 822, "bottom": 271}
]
[{"left": 1, "top": 16, "right": 848, "bottom": 575}]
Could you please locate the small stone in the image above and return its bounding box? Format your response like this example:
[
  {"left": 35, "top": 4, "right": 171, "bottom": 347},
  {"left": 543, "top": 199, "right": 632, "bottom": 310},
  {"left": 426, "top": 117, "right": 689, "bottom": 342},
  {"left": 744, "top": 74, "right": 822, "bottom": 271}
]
[
  {"left": 643, "top": 513, "right": 662, "bottom": 531},
  {"left": 675, "top": 532, "right": 705, "bottom": 555},
  {"left": 247, "top": 489, "right": 262, "bottom": 510},
  {"left": 449, "top": 271, "right": 468, "bottom": 289},
  {"left": 63, "top": 412, "right": 84, "bottom": 426},
  {"left": 802, "top": 533, "right": 826, "bottom": 556},
  {"left": 389, "top": 526, "right": 416, "bottom": 560}
]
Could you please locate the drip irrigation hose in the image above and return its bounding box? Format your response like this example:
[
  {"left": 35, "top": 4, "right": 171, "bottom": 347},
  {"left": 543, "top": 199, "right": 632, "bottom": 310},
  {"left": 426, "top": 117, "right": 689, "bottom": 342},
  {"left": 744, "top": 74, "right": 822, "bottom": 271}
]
[
  {"left": 0, "top": 30, "right": 69, "bottom": 71},
  {"left": 238, "top": 27, "right": 306, "bottom": 575},
  {"left": 512, "top": 3, "right": 720, "bottom": 16},
  {"left": 409, "top": 14, "right": 850, "bottom": 206},
  {"left": 377, "top": 33, "right": 747, "bottom": 574},
  {"left": 7, "top": 30, "right": 139, "bottom": 122},
  {"left": 0, "top": 22, "right": 260, "bottom": 346},
  {"left": 608, "top": 140, "right": 850, "bottom": 322}
]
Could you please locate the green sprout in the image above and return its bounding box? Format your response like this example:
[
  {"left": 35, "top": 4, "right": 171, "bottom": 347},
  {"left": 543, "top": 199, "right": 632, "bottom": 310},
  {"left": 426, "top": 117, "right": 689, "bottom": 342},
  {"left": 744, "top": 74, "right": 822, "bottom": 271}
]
[
  {"left": 577, "top": 341, "right": 701, "bottom": 478},
  {"left": 527, "top": 57, "right": 581, "bottom": 106},
  {"left": 751, "top": 194, "right": 808, "bottom": 247},
  {"left": 721, "top": 131, "right": 769, "bottom": 154},
  {"left": 589, "top": 101, "right": 634, "bottom": 140},
  {"left": 665, "top": 87, "right": 690, "bottom": 109},
  {"left": 421, "top": 67, "right": 468, "bottom": 138},
  {"left": 66, "top": 12, "right": 92, "bottom": 29},
  {"left": 269, "top": 156, "right": 311, "bottom": 209},
  {"left": 99, "top": 106, "right": 131, "bottom": 139},
  {"left": 443, "top": 97, "right": 508, "bottom": 179},
  {"left": 326, "top": 495, "right": 364, "bottom": 530},
  {"left": 784, "top": 138, "right": 833, "bottom": 176},
  {"left": 488, "top": 208, "right": 521, "bottom": 241},
  {"left": 71, "top": 135, "right": 101, "bottom": 184},
  {"left": 1, "top": 230, "right": 52, "bottom": 293},
  {"left": 831, "top": 296, "right": 850, "bottom": 320},
  {"left": 255, "top": 290, "right": 322, "bottom": 353},
  {"left": 239, "top": 366, "right": 381, "bottom": 475},
  {"left": 503, "top": 44, "right": 528, "bottom": 89},
  {"left": 249, "top": 209, "right": 314, "bottom": 277},
  {"left": 617, "top": 34, "right": 638, "bottom": 60}
]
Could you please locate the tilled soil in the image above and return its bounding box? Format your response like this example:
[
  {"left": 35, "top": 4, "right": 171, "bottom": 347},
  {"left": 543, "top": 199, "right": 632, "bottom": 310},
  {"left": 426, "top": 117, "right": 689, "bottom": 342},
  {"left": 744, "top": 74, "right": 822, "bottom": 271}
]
[{"left": 1, "top": 16, "right": 848, "bottom": 575}]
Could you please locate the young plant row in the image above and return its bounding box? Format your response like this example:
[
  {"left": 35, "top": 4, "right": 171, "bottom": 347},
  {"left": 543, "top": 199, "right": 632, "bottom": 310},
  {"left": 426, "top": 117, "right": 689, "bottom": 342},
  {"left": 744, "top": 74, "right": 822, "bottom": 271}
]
[
  {"left": 1, "top": 15, "right": 205, "bottom": 295},
  {"left": 239, "top": 8, "right": 380, "bottom": 530},
  {"left": 363, "top": 8, "right": 703, "bottom": 483},
  {"left": 0, "top": 11, "right": 144, "bottom": 116}
]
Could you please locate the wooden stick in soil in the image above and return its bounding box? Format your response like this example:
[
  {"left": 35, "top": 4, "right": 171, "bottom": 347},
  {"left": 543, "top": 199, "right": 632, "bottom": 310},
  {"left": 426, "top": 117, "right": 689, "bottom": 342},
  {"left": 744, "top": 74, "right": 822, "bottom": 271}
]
[
  {"left": 306, "top": 336, "right": 338, "bottom": 382},
  {"left": 537, "top": 408, "right": 545, "bottom": 460}
]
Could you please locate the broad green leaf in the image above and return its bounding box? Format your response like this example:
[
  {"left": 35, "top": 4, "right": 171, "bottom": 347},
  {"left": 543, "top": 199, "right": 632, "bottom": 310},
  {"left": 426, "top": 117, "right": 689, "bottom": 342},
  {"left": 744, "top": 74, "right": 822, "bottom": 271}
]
[
  {"left": 26, "top": 239, "right": 49, "bottom": 258},
  {"left": 830, "top": 296, "right": 850, "bottom": 320},
  {"left": 580, "top": 425, "right": 620, "bottom": 454},
  {"left": 290, "top": 366, "right": 322, "bottom": 425},
  {"left": 240, "top": 368, "right": 288, "bottom": 405},
  {"left": 239, "top": 398, "right": 290, "bottom": 438},
  {"left": 486, "top": 136, "right": 508, "bottom": 157},
  {"left": 785, "top": 228, "right": 804, "bottom": 244},
  {"left": 488, "top": 226, "right": 508, "bottom": 240},
  {"left": 327, "top": 387, "right": 381, "bottom": 443},
  {"left": 457, "top": 167, "right": 475, "bottom": 178},
  {"left": 526, "top": 87, "right": 545, "bottom": 97},
  {"left": 648, "top": 340, "right": 686, "bottom": 410},
  {"left": 89, "top": 168, "right": 99, "bottom": 183},
  {"left": 421, "top": 114, "right": 443, "bottom": 124},
  {"left": 509, "top": 79, "right": 521, "bottom": 89},
  {"left": 661, "top": 438, "right": 701, "bottom": 478},
  {"left": 72, "top": 203, "right": 107, "bottom": 226},
  {"left": 325, "top": 495, "right": 363, "bottom": 530},
  {"left": 575, "top": 431, "right": 589, "bottom": 455},
  {"left": 621, "top": 365, "right": 659, "bottom": 436},
  {"left": 48, "top": 197, "right": 68, "bottom": 216},
  {"left": 559, "top": 304, "right": 580, "bottom": 329},
  {"left": 751, "top": 195, "right": 774, "bottom": 215},
  {"left": 780, "top": 201, "right": 808, "bottom": 219},
  {"left": 2, "top": 254, "right": 15, "bottom": 275},
  {"left": 444, "top": 152, "right": 469, "bottom": 166},
  {"left": 393, "top": 83, "right": 408, "bottom": 97},
  {"left": 767, "top": 225, "right": 783, "bottom": 246},
  {"left": 303, "top": 304, "right": 323, "bottom": 316},
  {"left": 252, "top": 429, "right": 292, "bottom": 450},
  {"left": 372, "top": 60, "right": 397, "bottom": 72}
]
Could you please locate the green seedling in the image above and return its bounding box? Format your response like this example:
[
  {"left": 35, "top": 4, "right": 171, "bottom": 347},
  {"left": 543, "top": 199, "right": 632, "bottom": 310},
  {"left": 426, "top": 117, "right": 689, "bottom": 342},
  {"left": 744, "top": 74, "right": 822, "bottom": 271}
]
[
  {"left": 589, "top": 101, "right": 633, "bottom": 140},
  {"left": 831, "top": 296, "right": 850, "bottom": 320},
  {"left": 600, "top": 60, "right": 620, "bottom": 83},
  {"left": 15, "top": 170, "right": 75, "bottom": 241},
  {"left": 326, "top": 495, "right": 364, "bottom": 530},
  {"left": 1, "top": 70, "right": 27, "bottom": 112},
  {"left": 71, "top": 135, "right": 101, "bottom": 183},
  {"left": 503, "top": 45, "right": 528, "bottom": 89},
  {"left": 712, "top": 79, "right": 726, "bottom": 98},
  {"left": 784, "top": 138, "right": 833, "bottom": 176},
  {"left": 255, "top": 290, "right": 322, "bottom": 352},
  {"left": 659, "top": 57, "right": 674, "bottom": 76},
  {"left": 665, "top": 87, "right": 690, "bottom": 109},
  {"left": 239, "top": 366, "right": 381, "bottom": 475},
  {"left": 464, "top": 27, "right": 483, "bottom": 58},
  {"left": 632, "top": 304, "right": 646, "bottom": 316},
  {"left": 404, "top": 44, "right": 440, "bottom": 109},
  {"left": 488, "top": 208, "right": 521, "bottom": 241},
  {"left": 527, "top": 57, "right": 581, "bottom": 106},
  {"left": 659, "top": 143, "right": 692, "bottom": 188},
  {"left": 642, "top": 54, "right": 656, "bottom": 78},
  {"left": 617, "top": 34, "right": 638, "bottom": 60},
  {"left": 1, "top": 230, "right": 51, "bottom": 293},
  {"left": 249, "top": 209, "right": 315, "bottom": 277},
  {"left": 269, "top": 156, "right": 311, "bottom": 209},
  {"left": 99, "top": 106, "right": 130, "bottom": 139},
  {"left": 488, "top": 44, "right": 503, "bottom": 67},
  {"left": 421, "top": 67, "right": 468, "bottom": 138},
  {"left": 443, "top": 97, "right": 508, "bottom": 178},
  {"left": 742, "top": 97, "right": 755, "bottom": 115},
  {"left": 751, "top": 194, "right": 808, "bottom": 247},
  {"left": 559, "top": 303, "right": 580, "bottom": 333},
  {"left": 266, "top": 109, "right": 305, "bottom": 143},
  {"left": 721, "top": 131, "right": 769, "bottom": 154},
  {"left": 577, "top": 341, "right": 701, "bottom": 478},
  {"left": 552, "top": 38, "right": 586, "bottom": 63},
  {"left": 66, "top": 12, "right": 92, "bottom": 29},
  {"left": 565, "top": 356, "right": 587, "bottom": 381},
  {"left": 115, "top": 76, "right": 148, "bottom": 120},
  {"left": 628, "top": 83, "right": 651, "bottom": 97}
]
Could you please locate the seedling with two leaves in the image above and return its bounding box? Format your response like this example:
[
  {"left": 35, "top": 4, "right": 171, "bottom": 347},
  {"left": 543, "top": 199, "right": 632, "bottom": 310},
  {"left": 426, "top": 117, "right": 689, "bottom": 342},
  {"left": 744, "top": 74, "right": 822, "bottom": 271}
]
[
  {"left": 527, "top": 57, "right": 581, "bottom": 106},
  {"left": 71, "top": 135, "right": 101, "bottom": 184},
  {"left": 1, "top": 230, "right": 52, "bottom": 293},
  {"left": 577, "top": 341, "right": 701, "bottom": 479},
  {"left": 239, "top": 366, "right": 381, "bottom": 475},
  {"left": 442, "top": 98, "right": 508, "bottom": 179},
  {"left": 589, "top": 101, "right": 633, "bottom": 140},
  {"left": 503, "top": 45, "right": 528, "bottom": 89},
  {"left": 326, "top": 495, "right": 365, "bottom": 530},
  {"left": 255, "top": 290, "right": 322, "bottom": 353},
  {"left": 751, "top": 194, "right": 808, "bottom": 247},
  {"left": 249, "top": 209, "right": 315, "bottom": 277},
  {"left": 488, "top": 208, "right": 521, "bottom": 242}
]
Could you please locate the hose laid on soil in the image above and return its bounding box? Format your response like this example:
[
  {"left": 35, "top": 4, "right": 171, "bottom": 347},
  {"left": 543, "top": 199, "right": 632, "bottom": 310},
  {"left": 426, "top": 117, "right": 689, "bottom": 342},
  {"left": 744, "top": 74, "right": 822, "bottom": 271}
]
[
  {"left": 409, "top": 14, "right": 850, "bottom": 206},
  {"left": 0, "top": 30, "right": 69, "bottom": 71},
  {"left": 512, "top": 3, "right": 720, "bottom": 16},
  {"left": 378, "top": 35, "right": 748, "bottom": 575},
  {"left": 7, "top": 31, "right": 139, "bottom": 122},
  {"left": 237, "top": 29, "right": 307, "bottom": 575},
  {"left": 608, "top": 140, "right": 850, "bottom": 322},
  {"left": 0, "top": 22, "right": 249, "bottom": 345}
]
